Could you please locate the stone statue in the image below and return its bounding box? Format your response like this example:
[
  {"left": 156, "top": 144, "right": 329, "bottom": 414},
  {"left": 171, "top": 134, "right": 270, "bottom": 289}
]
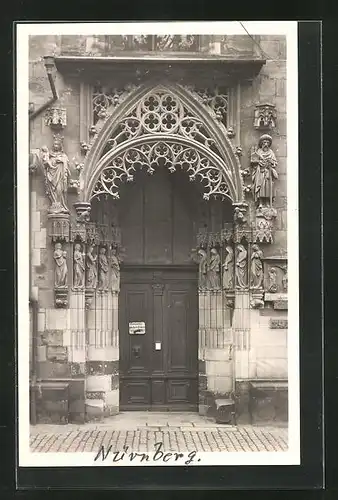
[
  {"left": 250, "top": 244, "right": 264, "bottom": 289},
  {"left": 198, "top": 248, "right": 208, "bottom": 290},
  {"left": 268, "top": 267, "right": 278, "bottom": 292},
  {"left": 53, "top": 242, "right": 67, "bottom": 287},
  {"left": 111, "top": 247, "right": 120, "bottom": 292},
  {"left": 250, "top": 134, "right": 278, "bottom": 207},
  {"left": 222, "top": 245, "right": 234, "bottom": 290},
  {"left": 208, "top": 248, "right": 221, "bottom": 289},
  {"left": 282, "top": 267, "right": 288, "bottom": 292},
  {"left": 86, "top": 245, "right": 97, "bottom": 289},
  {"left": 73, "top": 243, "right": 85, "bottom": 288},
  {"left": 40, "top": 135, "right": 71, "bottom": 214},
  {"left": 98, "top": 247, "right": 109, "bottom": 289},
  {"left": 235, "top": 244, "right": 248, "bottom": 289}
]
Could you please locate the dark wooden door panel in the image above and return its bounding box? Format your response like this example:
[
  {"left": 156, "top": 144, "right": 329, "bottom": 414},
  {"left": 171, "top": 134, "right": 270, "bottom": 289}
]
[
  {"left": 120, "top": 380, "right": 150, "bottom": 408},
  {"left": 119, "top": 267, "right": 198, "bottom": 411},
  {"left": 167, "top": 289, "right": 190, "bottom": 372},
  {"left": 119, "top": 283, "right": 153, "bottom": 378}
]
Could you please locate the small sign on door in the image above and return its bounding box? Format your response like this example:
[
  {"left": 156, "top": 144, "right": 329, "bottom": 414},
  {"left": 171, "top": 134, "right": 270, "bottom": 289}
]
[{"left": 129, "top": 321, "right": 146, "bottom": 335}]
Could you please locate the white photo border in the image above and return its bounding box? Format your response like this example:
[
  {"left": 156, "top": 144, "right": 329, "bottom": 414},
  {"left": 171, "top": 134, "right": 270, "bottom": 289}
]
[{"left": 17, "top": 20, "right": 299, "bottom": 467}]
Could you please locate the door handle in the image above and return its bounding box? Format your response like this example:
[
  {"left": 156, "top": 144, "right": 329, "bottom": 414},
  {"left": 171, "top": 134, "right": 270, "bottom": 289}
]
[{"left": 132, "top": 345, "right": 141, "bottom": 358}]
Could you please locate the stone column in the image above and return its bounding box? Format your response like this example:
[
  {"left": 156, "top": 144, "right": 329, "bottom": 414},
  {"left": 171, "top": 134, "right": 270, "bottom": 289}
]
[
  {"left": 197, "top": 245, "right": 233, "bottom": 417},
  {"left": 233, "top": 242, "right": 251, "bottom": 424},
  {"left": 85, "top": 237, "right": 120, "bottom": 421}
]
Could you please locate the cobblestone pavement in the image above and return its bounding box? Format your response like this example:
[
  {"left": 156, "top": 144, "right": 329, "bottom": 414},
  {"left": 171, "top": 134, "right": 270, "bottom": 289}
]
[{"left": 30, "top": 413, "right": 288, "bottom": 453}]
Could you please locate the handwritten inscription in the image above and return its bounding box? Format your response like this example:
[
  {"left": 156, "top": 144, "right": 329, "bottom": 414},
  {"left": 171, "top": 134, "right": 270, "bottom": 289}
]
[{"left": 94, "top": 442, "right": 201, "bottom": 465}]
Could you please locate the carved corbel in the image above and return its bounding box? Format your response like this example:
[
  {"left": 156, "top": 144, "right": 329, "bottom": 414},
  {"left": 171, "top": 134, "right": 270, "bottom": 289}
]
[
  {"left": 74, "top": 201, "right": 91, "bottom": 222},
  {"left": 250, "top": 291, "right": 265, "bottom": 309},
  {"left": 224, "top": 292, "right": 235, "bottom": 309},
  {"left": 47, "top": 213, "right": 70, "bottom": 242},
  {"left": 85, "top": 289, "right": 95, "bottom": 310},
  {"left": 54, "top": 288, "right": 69, "bottom": 308}
]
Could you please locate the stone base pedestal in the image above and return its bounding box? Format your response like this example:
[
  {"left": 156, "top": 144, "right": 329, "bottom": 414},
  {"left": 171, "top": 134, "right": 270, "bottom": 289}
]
[{"left": 235, "top": 380, "right": 251, "bottom": 424}]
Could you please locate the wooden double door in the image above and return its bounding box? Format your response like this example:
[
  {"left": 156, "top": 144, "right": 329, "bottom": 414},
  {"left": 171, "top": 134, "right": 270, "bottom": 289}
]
[{"left": 119, "top": 266, "right": 198, "bottom": 411}]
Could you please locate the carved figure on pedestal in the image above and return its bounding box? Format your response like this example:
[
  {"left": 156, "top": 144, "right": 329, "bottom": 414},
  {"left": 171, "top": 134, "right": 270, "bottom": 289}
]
[
  {"left": 53, "top": 242, "right": 67, "bottom": 287},
  {"left": 235, "top": 244, "right": 248, "bottom": 289},
  {"left": 86, "top": 245, "right": 97, "bottom": 289},
  {"left": 111, "top": 247, "right": 120, "bottom": 293},
  {"left": 98, "top": 247, "right": 109, "bottom": 289},
  {"left": 268, "top": 267, "right": 278, "bottom": 292},
  {"left": 250, "top": 134, "right": 278, "bottom": 208},
  {"left": 73, "top": 243, "right": 85, "bottom": 288},
  {"left": 198, "top": 248, "right": 208, "bottom": 290},
  {"left": 250, "top": 244, "right": 264, "bottom": 289},
  {"left": 40, "top": 135, "right": 71, "bottom": 214},
  {"left": 282, "top": 266, "right": 288, "bottom": 292},
  {"left": 222, "top": 246, "right": 234, "bottom": 290},
  {"left": 208, "top": 248, "right": 221, "bottom": 290}
]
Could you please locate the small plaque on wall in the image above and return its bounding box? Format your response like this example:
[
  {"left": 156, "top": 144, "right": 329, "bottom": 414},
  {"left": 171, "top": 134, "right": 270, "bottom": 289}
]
[{"left": 129, "top": 322, "right": 146, "bottom": 335}]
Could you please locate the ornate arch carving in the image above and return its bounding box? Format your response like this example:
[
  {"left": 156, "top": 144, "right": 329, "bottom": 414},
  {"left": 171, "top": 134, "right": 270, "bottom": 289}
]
[{"left": 82, "top": 82, "right": 244, "bottom": 203}]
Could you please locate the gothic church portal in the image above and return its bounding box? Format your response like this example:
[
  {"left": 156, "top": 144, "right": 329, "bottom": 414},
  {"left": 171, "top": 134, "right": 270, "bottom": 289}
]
[{"left": 28, "top": 34, "right": 288, "bottom": 425}]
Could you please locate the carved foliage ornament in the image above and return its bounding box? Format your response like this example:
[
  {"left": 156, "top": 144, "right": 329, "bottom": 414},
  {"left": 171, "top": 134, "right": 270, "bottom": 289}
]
[
  {"left": 182, "top": 85, "right": 228, "bottom": 128},
  {"left": 92, "top": 83, "right": 139, "bottom": 124}
]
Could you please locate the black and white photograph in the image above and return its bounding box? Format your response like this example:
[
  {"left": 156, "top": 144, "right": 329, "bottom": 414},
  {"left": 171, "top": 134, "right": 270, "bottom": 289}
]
[{"left": 17, "top": 21, "right": 299, "bottom": 467}]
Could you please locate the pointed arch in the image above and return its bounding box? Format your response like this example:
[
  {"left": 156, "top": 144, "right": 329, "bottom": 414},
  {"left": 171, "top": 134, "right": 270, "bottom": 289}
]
[{"left": 82, "top": 81, "right": 244, "bottom": 203}]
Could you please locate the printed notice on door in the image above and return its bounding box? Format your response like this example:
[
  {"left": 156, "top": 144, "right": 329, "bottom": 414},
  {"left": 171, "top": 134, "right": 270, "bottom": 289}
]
[{"left": 129, "top": 322, "right": 146, "bottom": 335}]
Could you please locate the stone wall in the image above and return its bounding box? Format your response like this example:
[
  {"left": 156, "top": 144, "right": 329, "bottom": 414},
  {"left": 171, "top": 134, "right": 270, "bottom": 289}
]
[{"left": 240, "top": 35, "right": 287, "bottom": 255}]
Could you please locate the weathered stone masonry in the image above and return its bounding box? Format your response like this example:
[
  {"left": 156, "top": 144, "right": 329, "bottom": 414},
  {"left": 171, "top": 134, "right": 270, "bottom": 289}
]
[{"left": 29, "top": 34, "right": 288, "bottom": 425}]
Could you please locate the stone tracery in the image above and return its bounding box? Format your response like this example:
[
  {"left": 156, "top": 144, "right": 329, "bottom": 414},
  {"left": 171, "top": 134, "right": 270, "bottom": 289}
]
[
  {"left": 86, "top": 85, "right": 241, "bottom": 203},
  {"left": 99, "top": 88, "right": 221, "bottom": 155},
  {"left": 90, "top": 140, "right": 232, "bottom": 201}
]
